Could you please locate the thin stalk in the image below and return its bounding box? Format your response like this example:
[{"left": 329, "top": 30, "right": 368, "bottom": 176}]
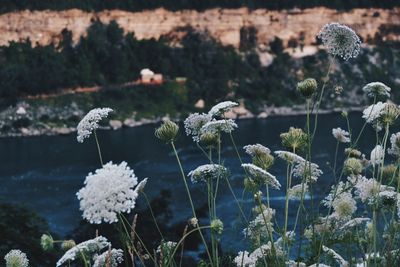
[
  {"left": 94, "top": 130, "right": 104, "bottom": 166},
  {"left": 142, "top": 192, "right": 164, "bottom": 240}
]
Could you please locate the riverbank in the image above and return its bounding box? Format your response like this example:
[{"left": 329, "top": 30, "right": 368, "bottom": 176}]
[{"left": 0, "top": 101, "right": 364, "bottom": 138}]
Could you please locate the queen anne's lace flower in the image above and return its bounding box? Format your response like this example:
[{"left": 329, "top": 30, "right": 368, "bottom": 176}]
[
  {"left": 188, "top": 164, "right": 228, "bottom": 183},
  {"left": 201, "top": 119, "right": 237, "bottom": 134},
  {"left": 362, "top": 102, "right": 386, "bottom": 130},
  {"left": 354, "top": 176, "right": 381, "bottom": 203},
  {"left": 242, "top": 163, "right": 281, "bottom": 189},
  {"left": 288, "top": 183, "right": 309, "bottom": 200},
  {"left": 317, "top": 22, "right": 361, "bottom": 60},
  {"left": 274, "top": 150, "right": 305, "bottom": 163},
  {"left": 134, "top": 177, "right": 148, "bottom": 194},
  {"left": 4, "top": 250, "right": 29, "bottom": 267},
  {"left": 57, "top": 236, "right": 110, "bottom": 267},
  {"left": 322, "top": 246, "right": 349, "bottom": 267},
  {"left": 292, "top": 160, "right": 323, "bottom": 183},
  {"left": 208, "top": 101, "right": 238, "bottom": 116},
  {"left": 93, "top": 249, "right": 124, "bottom": 267},
  {"left": 340, "top": 217, "right": 371, "bottom": 230},
  {"left": 331, "top": 192, "right": 357, "bottom": 220},
  {"left": 77, "top": 108, "right": 113, "bottom": 143},
  {"left": 370, "top": 145, "right": 384, "bottom": 166},
  {"left": 363, "top": 82, "right": 391, "bottom": 98},
  {"left": 388, "top": 132, "right": 400, "bottom": 157},
  {"left": 243, "top": 144, "right": 271, "bottom": 157},
  {"left": 332, "top": 127, "right": 350, "bottom": 143},
  {"left": 77, "top": 161, "right": 141, "bottom": 224},
  {"left": 184, "top": 113, "right": 212, "bottom": 142}
]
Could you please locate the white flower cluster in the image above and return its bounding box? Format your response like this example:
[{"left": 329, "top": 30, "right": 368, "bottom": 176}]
[
  {"left": 332, "top": 127, "right": 350, "bottom": 143},
  {"left": 340, "top": 217, "right": 371, "bottom": 230},
  {"left": 331, "top": 191, "right": 357, "bottom": 221},
  {"left": 57, "top": 236, "right": 110, "bottom": 267},
  {"left": 322, "top": 246, "right": 349, "bottom": 267},
  {"left": 77, "top": 161, "right": 141, "bottom": 224},
  {"left": 243, "top": 208, "right": 275, "bottom": 240},
  {"left": 184, "top": 113, "right": 212, "bottom": 142},
  {"left": 188, "top": 164, "right": 228, "bottom": 183},
  {"left": 370, "top": 145, "right": 384, "bottom": 166},
  {"left": 157, "top": 241, "right": 177, "bottom": 253},
  {"left": 93, "top": 249, "right": 124, "bottom": 267},
  {"left": 200, "top": 119, "right": 237, "bottom": 134},
  {"left": 4, "top": 250, "right": 29, "bottom": 267},
  {"left": 233, "top": 243, "right": 275, "bottom": 267},
  {"left": 363, "top": 82, "right": 391, "bottom": 99},
  {"left": 354, "top": 176, "right": 381, "bottom": 204},
  {"left": 288, "top": 183, "right": 309, "bottom": 200},
  {"left": 274, "top": 150, "right": 305, "bottom": 164},
  {"left": 77, "top": 108, "right": 113, "bottom": 143},
  {"left": 317, "top": 22, "right": 361, "bottom": 60},
  {"left": 242, "top": 163, "right": 281, "bottom": 189},
  {"left": 243, "top": 144, "right": 271, "bottom": 157},
  {"left": 208, "top": 101, "right": 238, "bottom": 116},
  {"left": 292, "top": 160, "right": 323, "bottom": 183},
  {"left": 388, "top": 132, "right": 400, "bottom": 157}
]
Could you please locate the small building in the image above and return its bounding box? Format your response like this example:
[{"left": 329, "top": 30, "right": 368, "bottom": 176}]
[{"left": 139, "top": 68, "right": 163, "bottom": 85}]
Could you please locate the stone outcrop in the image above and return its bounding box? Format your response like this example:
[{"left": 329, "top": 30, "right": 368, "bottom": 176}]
[{"left": 0, "top": 7, "right": 398, "bottom": 49}]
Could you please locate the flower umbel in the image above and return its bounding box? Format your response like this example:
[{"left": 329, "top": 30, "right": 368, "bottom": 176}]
[
  {"left": 208, "top": 101, "right": 239, "bottom": 117},
  {"left": 77, "top": 108, "right": 113, "bottom": 143},
  {"left": 188, "top": 164, "right": 228, "bottom": 183},
  {"left": 155, "top": 120, "right": 179, "bottom": 143},
  {"left": 77, "top": 161, "right": 140, "bottom": 224},
  {"left": 363, "top": 82, "right": 391, "bottom": 99},
  {"left": 318, "top": 22, "right": 361, "bottom": 60},
  {"left": 4, "top": 250, "right": 29, "bottom": 267},
  {"left": 332, "top": 127, "right": 350, "bottom": 143}
]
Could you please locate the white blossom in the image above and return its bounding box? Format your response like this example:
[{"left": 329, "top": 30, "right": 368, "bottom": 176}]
[
  {"left": 288, "top": 183, "right": 309, "bottom": 200},
  {"left": 331, "top": 192, "right": 357, "bottom": 221},
  {"left": 4, "top": 250, "right": 29, "bottom": 267},
  {"left": 77, "top": 161, "right": 141, "bottom": 224},
  {"left": 274, "top": 150, "right": 305, "bottom": 164},
  {"left": 362, "top": 102, "right": 386, "bottom": 130},
  {"left": 184, "top": 113, "right": 212, "bottom": 142},
  {"left": 332, "top": 127, "right": 350, "bottom": 143},
  {"left": 77, "top": 108, "right": 113, "bottom": 143},
  {"left": 362, "top": 82, "right": 391, "bottom": 98},
  {"left": 157, "top": 241, "right": 177, "bottom": 253},
  {"left": 201, "top": 119, "right": 237, "bottom": 134},
  {"left": 93, "top": 249, "right": 124, "bottom": 267},
  {"left": 370, "top": 145, "right": 384, "bottom": 166},
  {"left": 340, "top": 218, "right": 371, "bottom": 230},
  {"left": 134, "top": 177, "right": 148, "bottom": 194},
  {"left": 354, "top": 176, "right": 381, "bottom": 204},
  {"left": 242, "top": 163, "right": 281, "bottom": 189},
  {"left": 208, "top": 101, "right": 238, "bottom": 116},
  {"left": 243, "top": 208, "right": 275, "bottom": 239},
  {"left": 388, "top": 132, "right": 400, "bottom": 157},
  {"left": 317, "top": 22, "right": 361, "bottom": 60},
  {"left": 188, "top": 164, "right": 228, "bottom": 183},
  {"left": 323, "top": 246, "right": 349, "bottom": 267},
  {"left": 243, "top": 144, "right": 271, "bottom": 157},
  {"left": 57, "top": 236, "right": 110, "bottom": 267},
  {"left": 292, "top": 160, "right": 323, "bottom": 183}
]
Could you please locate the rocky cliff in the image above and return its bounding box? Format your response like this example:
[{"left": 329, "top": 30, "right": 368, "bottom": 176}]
[{"left": 0, "top": 7, "right": 399, "bottom": 48}]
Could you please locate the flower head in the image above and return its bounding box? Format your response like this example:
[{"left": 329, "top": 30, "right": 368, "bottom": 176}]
[
  {"left": 211, "top": 219, "right": 224, "bottom": 235},
  {"left": 297, "top": 78, "right": 318, "bottom": 98},
  {"left": 243, "top": 144, "right": 271, "bottom": 157},
  {"left": 188, "top": 164, "right": 228, "bottom": 183},
  {"left": 77, "top": 161, "right": 141, "bottom": 224},
  {"left": 288, "top": 184, "right": 309, "bottom": 200},
  {"left": 292, "top": 160, "right": 323, "bottom": 183},
  {"left": 388, "top": 132, "right": 400, "bottom": 157},
  {"left": 155, "top": 120, "right": 179, "bottom": 143},
  {"left": 57, "top": 236, "right": 110, "bottom": 267},
  {"left": 280, "top": 127, "right": 308, "bottom": 151},
  {"left": 77, "top": 108, "right": 113, "bottom": 143},
  {"left": 200, "top": 119, "right": 237, "bottom": 134},
  {"left": 332, "top": 127, "right": 350, "bottom": 143},
  {"left": 343, "top": 157, "right": 363, "bottom": 175},
  {"left": 354, "top": 176, "right": 381, "bottom": 204},
  {"left": 4, "top": 250, "right": 29, "bottom": 267},
  {"left": 331, "top": 192, "right": 357, "bottom": 220},
  {"left": 244, "top": 144, "right": 274, "bottom": 170},
  {"left": 184, "top": 113, "right": 212, "bottom": 142},
  {"left": 318, "top": 22, "right": 361, "bottom": 60},
  {"left": 208, "top": 101, "right": 238, "bottom": 117},
  {"left": 242, "top": 163, "right": 281, "bottom": 189},
  {"left": 93, "top": 249, "right": 124, "bottom": 267},
  {"left": 363, "top": 82, "right": 391, "bottom": 99},
  {"left": 370, "top": 145, "right": 384, "bottom": 166},
  {"left": 41, "top": 234, "right": 54, "bottom": 251},
  {"left": 274, "top": 150, "right": 305, "bottom": 164}
]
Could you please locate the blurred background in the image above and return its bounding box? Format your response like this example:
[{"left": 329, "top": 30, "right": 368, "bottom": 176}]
[{"left": 0, "top": 1, "right": 399, "bottom": 266}]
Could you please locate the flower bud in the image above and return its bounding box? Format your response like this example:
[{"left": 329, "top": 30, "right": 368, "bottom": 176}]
[
  {"left": 297, "top": 78, "right": 317, "bottom": 98},
  {"left": 280, "top": 127, "right": 308, "bottom": 151},
  {"left": 210, "top": 219, "right": 224, "bottom": 235},
  {"left": 61, "top": 240, "right": 76, "bottom": 250},
  {"left": 252, "top": 154, "right": 274, "bottom": 171},
  {"left": 155, "top": 120, "right": 179, "bottom": 143},
  {"left": 199, "top": 132, "right": 219, "bottom": 148},
  {"left": 344, "top": 157, "right": 363, "bottom": 175},
  {"left": 40, "top": 234, "right": 54, "bottom": 251}
]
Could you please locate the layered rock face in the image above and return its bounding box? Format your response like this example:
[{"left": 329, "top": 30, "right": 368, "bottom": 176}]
[{"left": 0, "top": 7, "right": 399, "bottom": 48}]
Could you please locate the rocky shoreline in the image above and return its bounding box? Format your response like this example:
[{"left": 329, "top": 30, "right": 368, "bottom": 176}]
[{"left": 0, "top": 102, "right": 364, "bottom": 138}]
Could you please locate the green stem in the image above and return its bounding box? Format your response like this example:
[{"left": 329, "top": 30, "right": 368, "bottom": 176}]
[{"left": 94, "top": 130, "right": 103, "bottom": 166}]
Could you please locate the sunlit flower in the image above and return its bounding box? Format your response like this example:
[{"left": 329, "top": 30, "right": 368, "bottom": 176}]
[
  {"left": 93, "top": 249, "right": 124, "bottom": 267},
  {"left": 354, "top": 176, "right": 381, "bottom": 204},
  {"left": 388, "top": 132, "right": 400, "bottom": 157},
  {"left": 188, "top": 164, "right": 228, "bottom": 183},
  {"left": 362, "top": 102, "right": 386, "bottom": 123},
  {"left": 370, "top": 145, "right": 384, "bottom": 166},
  {"left": 274, "top": 150, "right": 305, "bottom": 164},
  {"left": 332, "top": 127, "right": 350, "bottom": 143},
  {"left": 77, "top": 161, "right": 141, "bottom": 224},
  {"left": 292, "top": 160, "right": 323, "bottom": 183},
  {"left": 184, "top": 113, "right": 212, "bottom": 142},
  {"left": 242, "top": 163, "right": 281, "bottom": 189},
  {"left": 77, "top": 108, "right": 113, "bottom": 143},
  {"left": 243, "top": 144, "right": 271, "bottom": 157},
  {"left": 57, "top": 236, "right": 110, "bottom": 267},
  {"left": 363, "top": 82, "right": 391, "bottom": 99},
  {"left": 208, "top": 101, "right": 238, "bottom": 117},
  {"left": 200, "top": 119, "right": 237, "bottom": 134},
  {"left": 317, "top": 22, "right": 361, "bottom": 60},
  {"left": 331, "top": 192, "right": 357, "bottom": 220},
  {"left": 4, "top": 250, "right": 29, "bottom": 267}
]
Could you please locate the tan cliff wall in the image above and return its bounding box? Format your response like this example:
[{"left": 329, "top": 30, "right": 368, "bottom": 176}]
[{"left": 0, "top": 7, "right": 399, "bottom": 48}]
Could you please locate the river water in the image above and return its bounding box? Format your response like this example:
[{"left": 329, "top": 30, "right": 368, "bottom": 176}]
[{"left": 0, "top": 112, "right": 375, "bottom": 253}]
